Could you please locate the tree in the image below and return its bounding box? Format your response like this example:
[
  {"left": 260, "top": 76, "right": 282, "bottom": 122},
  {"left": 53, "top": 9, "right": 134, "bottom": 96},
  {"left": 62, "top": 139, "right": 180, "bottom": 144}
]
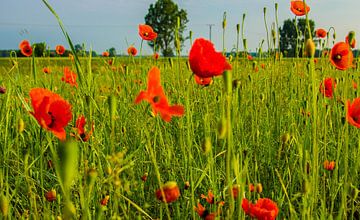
[
  {"left": 145, "top": 0, "right": 189, "bottom": 57},
  {"left": 279, "top": 18, "right": 315, "bottom": 57},
  {"left": 108, "top": 47, "right": 116, "bottom": 57},
  {"left": 33, "top": 42, "right": 46, "bottom": 57}
]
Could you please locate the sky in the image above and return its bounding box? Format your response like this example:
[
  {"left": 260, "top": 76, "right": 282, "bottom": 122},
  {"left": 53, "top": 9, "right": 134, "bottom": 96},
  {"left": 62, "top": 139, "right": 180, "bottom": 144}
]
[{"left": 1, "top": 0, "right": 360, "bottom": 55}]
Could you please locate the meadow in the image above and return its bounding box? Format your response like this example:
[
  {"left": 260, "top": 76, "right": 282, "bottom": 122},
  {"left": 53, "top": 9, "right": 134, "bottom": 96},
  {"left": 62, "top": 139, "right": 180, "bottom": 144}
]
[{"left": 1, "top": 0, "right": 360, "bottom": 219}]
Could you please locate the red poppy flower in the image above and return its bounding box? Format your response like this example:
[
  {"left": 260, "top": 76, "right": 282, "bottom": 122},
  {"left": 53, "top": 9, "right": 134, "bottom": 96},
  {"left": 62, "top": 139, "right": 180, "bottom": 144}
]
[
  {"left": 249, "top": 183, "right": 255, "bottom": 192},
  {"left": 347, "top": 97, "right": 360, "bottom": 128},
  {"left": 29, "top": 88, "right": 72, "bottom": 140},
  {"left": 346, "top": 35, "right": 356, "bottom": 49},
  {"left": 19, "top": 40, "right": 32, "bottom": 57},
  {"left": 242, "top": 198, "right": 279, "bottom": 220},
  {"left": 127, "top": 46, "right": 137, "bottom": 56},
  {"left": 43, "top": 67, "right": 51, "bottom": 74},
  {"left": 153, "top": 53, "right": 159, "bottom": 60},
  {"left": 61, "top": 67, "right": 78, "bottom": 87},
  {"left": 56, "top": 45, "right": 65, "bottom": 55},
  {"left": 201, "top": 190, "right": 214, "bottom": 204},
  {"left": 232, "top": 185, "right": 240, "bottom": 199},
  {"left": 155, "top": 181, "right": 180, "bottom": 203},
  {"left": 353, "top": 80, "right": 358, "bottom": 90},
  {"left": 329, "top": 42, "right": 353, "bottom": 70},
  {"left": 319, "top": 77, "right": 336, "bottom": 98},
  {"left": 100, "top": 195, "right": 110, "bottom": 206},
  {"left": 290, "top": 0, "right": 310, "bottom": 16},
  {"left": 316, "top": 29, "right": 327, "bottom": 38},
  {"left": 45, "top": 189, "right": 57, "bottom": 202},
  {"left": 138, "top": 24, "right": 157, "bottom": 41},
  {"left": 194, "top": 203, "right": 217, "bottom": 220},
  {"left": 247, "top": 54, "right": 253, "bottom": 61},
  {"left": 134, "top": 67, "right": 185, "bottom": 122},
  {"left": 75, "top": 115, "right": 94, "bottom": 142},
  {"left": 189, "top": 38, "right": 232, "bottom": 78},
  {"left": 102, "top": 51, "right": 109, "bottom": 57},
  {"left": 323, "top": 160, "right": 335, "bottom": 171},
  {"left": 194, "top": 75, "right": 213, "bottom": 86}
]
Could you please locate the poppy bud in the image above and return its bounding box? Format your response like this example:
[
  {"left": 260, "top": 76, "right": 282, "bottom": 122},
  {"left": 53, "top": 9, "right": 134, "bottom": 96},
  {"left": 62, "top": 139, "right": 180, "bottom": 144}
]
[
  {"left": 45, "top": 189, "right": 57, "bottom": 202},
  {"left": 333, "top": 32, "right": 336, "bottom": 40},
  {"left": 218, "top": 118, "right": 227, "bottom": 139},
  {"left": 18, "top": 118, "right": 25, "bottom": 133},
  {"left": 347, "top": 31, "right": 356, "bottom": 48},
  {"left": 232, "top": 184, "right": 240, "bottom": 199},
  {"left": 281, "top": 133, "right": 291, "bottom": 144},
  {"left": 236, "top": 24, "right": 240, "bottom": 34},
  {"left": 229, "top": 55, "right": 233, "bottom": 62},
  {"left": 275, "top": 3, "right": 278, "bottom": 11},
  {"left": 87, "top": 168, "right": 98, "bottom": 186},
  {"left": 105, "top": 166, "right": 112, "bottom": 175},
  {"left": 249, "top": 183, "right": 255, "bottom": 192},
  {"left": 201, "top": 137, "right": 212, "bottom": 154},
  {"left": 0, "top": 86, "right": 6, "bottom": 94},
  {"left": 141, "top": 172, "right": 148, "bottom": 182},
  {"left": 0, "top": 194, "right": 9, "bottom": 216},
  {"left": 155, "top": 181, "right": 180, "bottom": 203},
  {"left": 222, "top": 12, "right": 227, "bottom": 29},
  {"left": 305, "top": 39, "right": 315, "bottom": 58},
  {"left": 243, "top": 39, "right": 247, "bottom": 51},
  {"left": 256, "top": 183, "right": 263, "bottom": 193},
  {"left": 232, "top": 79, "right": 241, "bottom": 90}
]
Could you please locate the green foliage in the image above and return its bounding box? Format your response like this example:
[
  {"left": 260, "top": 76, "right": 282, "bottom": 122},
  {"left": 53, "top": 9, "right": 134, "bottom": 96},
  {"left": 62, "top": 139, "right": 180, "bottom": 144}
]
[
  {"left": 33, "top": 42, "right": 47, "bottom": 57},
  {"left": 145, "top": 0, "right": 189, "bottom": 57},
  {"left": 279, "top": 18, "right": 315, "bottom": 57},
  {"left": 108, "top": 47, "right": 116, "bottom": 57}
]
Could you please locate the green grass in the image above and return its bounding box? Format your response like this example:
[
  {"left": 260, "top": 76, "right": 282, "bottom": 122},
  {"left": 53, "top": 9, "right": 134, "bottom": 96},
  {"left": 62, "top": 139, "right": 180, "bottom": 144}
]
[{"left": 0, "top": 55, "right": 359, "bottom": 219}]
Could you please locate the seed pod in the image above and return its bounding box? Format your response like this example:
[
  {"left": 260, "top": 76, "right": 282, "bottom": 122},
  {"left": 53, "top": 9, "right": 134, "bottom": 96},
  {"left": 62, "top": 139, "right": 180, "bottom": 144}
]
[
  {"left": 0, "top": 194, "right": 9, "bottom": 216},
  {"left": 305, "top": 39, "right": 315, "bottom": 57},
  {"left": 201, "top": 137, "right": 212, "bottom": 154},
  {"left": 218, "top": 118, "right": 227, "bottom": 139}
]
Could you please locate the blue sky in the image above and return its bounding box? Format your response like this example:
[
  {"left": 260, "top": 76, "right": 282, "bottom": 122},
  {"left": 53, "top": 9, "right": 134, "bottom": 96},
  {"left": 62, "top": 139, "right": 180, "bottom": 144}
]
[{"left": 1, "top": 0, "right": 359, "bottom": 55}]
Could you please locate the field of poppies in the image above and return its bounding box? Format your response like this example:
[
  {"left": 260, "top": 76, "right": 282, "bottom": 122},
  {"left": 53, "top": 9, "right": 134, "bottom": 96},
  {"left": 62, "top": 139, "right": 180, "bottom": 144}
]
[{"left": 1, "top": 0, "right": 360, "bottom": 219}]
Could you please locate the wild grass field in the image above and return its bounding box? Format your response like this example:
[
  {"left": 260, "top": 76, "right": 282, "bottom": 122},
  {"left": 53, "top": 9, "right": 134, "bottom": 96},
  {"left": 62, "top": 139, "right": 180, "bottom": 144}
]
[{"left": 1, "top": 0, "right": 360, "bottom": 219}]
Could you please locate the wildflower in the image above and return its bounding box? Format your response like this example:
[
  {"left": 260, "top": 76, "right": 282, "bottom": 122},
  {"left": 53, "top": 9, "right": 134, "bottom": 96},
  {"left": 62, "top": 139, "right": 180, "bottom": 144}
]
[
  {"left": 155, "top": 181, "right": 180, "bottom": 203},
  {"left": 0, "top": 86, "right": 6, "bottom": 94},
  {"left": 153, "top": 53, "right": 159, "bottom": 60},
  {"left": 290, "top": 0, "right": 310, "bottom": 16},
  {"left": 45, "top": 189, "right": 57, "bottom": 202},
  {"left": 62, "top": 67, "right": 78, "bottom": 87},
  {"left": 347, "top": 97, "right": 360, "bottom": 128},
  {"left": 29, "top": 88, "right": 72, "bottom": 140},
  {"left": 316, "top": 29, "right": 327, "bottom": 38},
  {"left": 194, "top": 203, "right": 217, "bottom": 220},
  {"left": 56, "top": 45, "right": 65, "bottom": 55},
  {"left": 232, "top": 184, "right": 240, "bottom": 199},
  {"left": 247, "top": 54, "right": 253, "bottom": 61},
  {"left": 249, "top": 183, "right": 255, "bottom": 192},
  {"left": 75, "top": 115, "right": 94, "bottom": 142},
  {"left": 100, "top": 195, "right": 110, "bottom": 206},
  {"left": 194, "top": 75, "right": 213, "bottom": 86},
  {"left": 201, "top": 190, "right": 214, "bottom": 204},
  {"left": 127, "top": 46, "right": 137, "bottom": 56},
  {"left": 102, "top": 51, "right": 109, "bottom": 57},
  {"left": 323, "top": 160, "right": 335, "bottom": 171},
  {"left": 353, "top": 80, "right": 358, "bottom": 90},
  {"left": 43, "top": 67, "right": 51, "bottom": 74},
  {"left": 242, "top": 198, "right": 279, "bottom": 220},
  {"left": 141, "top": 172, "right": 148, "bottom": 182},
  {"left": 134, "top": 67, "right": 185, "bottom": 122},
  {"left": 138, "top": 24, "right": 157, "bottom": 41},
  {"left": 19, "top": 40, "right": 32, "bottom": 57},
  {"left": 189, "top": 38, "right": 232, "bottom": 78},
  {"left": 346, "top": 31, "right": 356, "bottom": 49},
  {"left": 319, "top": 78, "right": 336, "bottom": 98},
  {"left": 329, "top": 42, "right": 353, "bottom": 70}
]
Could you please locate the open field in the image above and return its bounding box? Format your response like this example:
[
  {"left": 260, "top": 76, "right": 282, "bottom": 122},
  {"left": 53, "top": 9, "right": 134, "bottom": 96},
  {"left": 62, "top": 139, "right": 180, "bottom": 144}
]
[{"left": 0, "top": 54, "right": 360, "bottom": 219}]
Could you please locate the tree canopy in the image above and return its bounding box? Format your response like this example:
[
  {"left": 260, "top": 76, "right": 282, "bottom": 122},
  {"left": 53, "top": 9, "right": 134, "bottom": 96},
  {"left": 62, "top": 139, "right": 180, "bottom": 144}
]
[
  {"left": 280, "top": 18, "right": 315, "bottom": 57},
  {"left": 145, "top": 0, "right": 188, "bottom": 57}
]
